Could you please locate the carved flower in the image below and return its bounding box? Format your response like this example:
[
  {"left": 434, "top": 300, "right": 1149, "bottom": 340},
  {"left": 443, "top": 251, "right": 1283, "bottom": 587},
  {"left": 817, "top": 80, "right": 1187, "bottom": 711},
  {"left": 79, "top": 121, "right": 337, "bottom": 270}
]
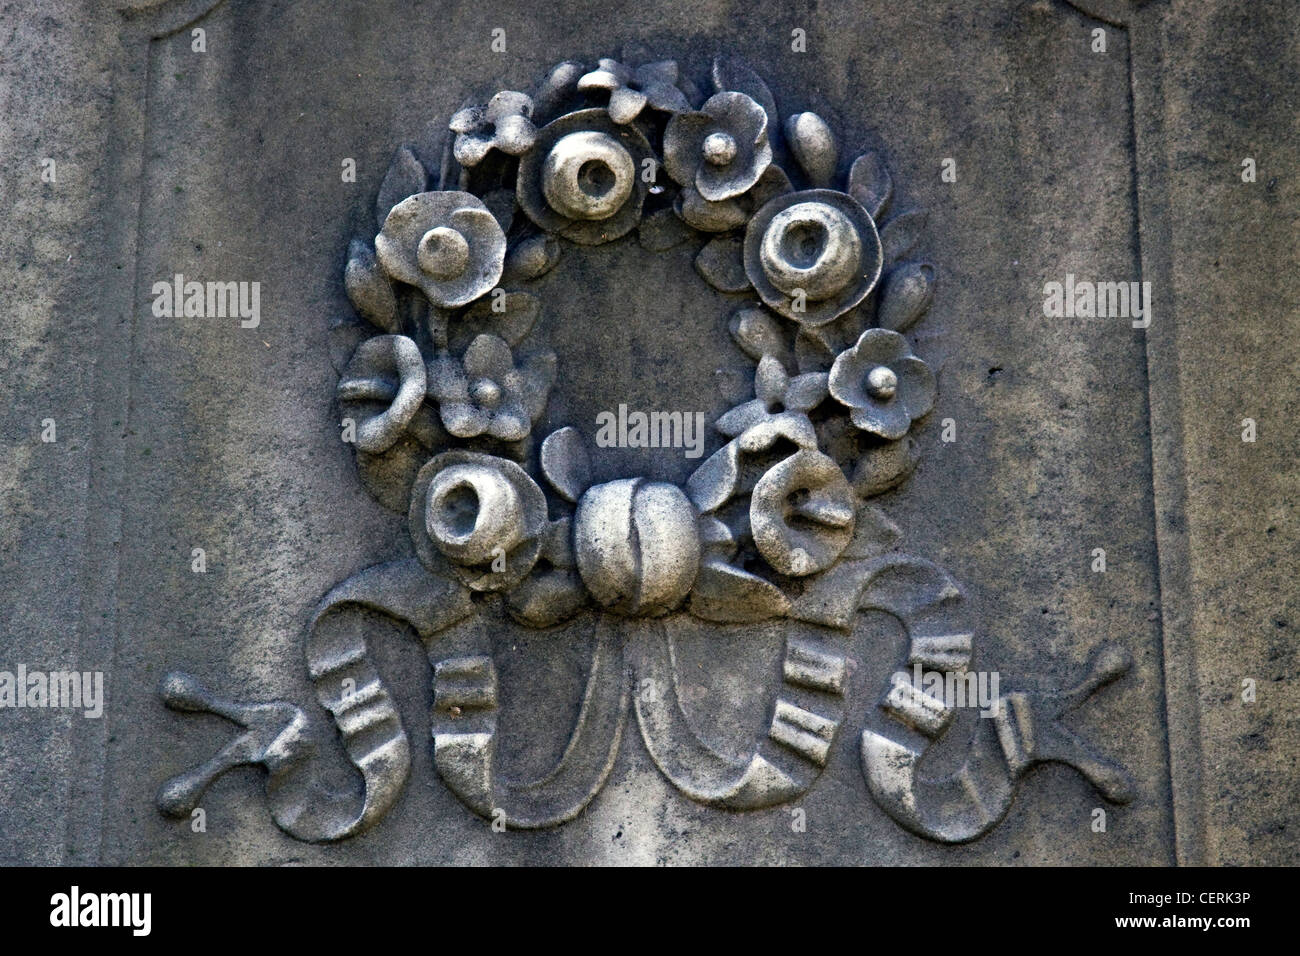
[
  {"left": 409, "top": 451, "right": 548, "bottom": 591},
  {"left": 714, "top": 354, "right": 827, "bottom": 452},
  {"left": 743, "top": 189, "right": 882, "bottom": 327},
  {"left": 576, "top": 58, "right": 691, "bottom": 124},
  {"left": 516, "top": 108, "right": 653, "bottom": 245},
  {"left": 829, "top": 328, "right": 935, "bottom": 440},
  {"left": 375, "top": 191, "right": 506, "bottom": 308},
  {"left": 449, "top": 91, "right": 538, "bottom": 167},
  {"left": 336, "top": 334, "right": 447, "bottom": 512},
  {"left": 427, "top": 333, "right": 556, "bottom": 442},
  {"left": 750, "top": 449, "right": 856, "bottom": 577},
  {"left": 663, "top": 92, "right": 772, "bottom": 202},
  {"left": 335, "top": 334, "right": 429, "bottom": 454}
]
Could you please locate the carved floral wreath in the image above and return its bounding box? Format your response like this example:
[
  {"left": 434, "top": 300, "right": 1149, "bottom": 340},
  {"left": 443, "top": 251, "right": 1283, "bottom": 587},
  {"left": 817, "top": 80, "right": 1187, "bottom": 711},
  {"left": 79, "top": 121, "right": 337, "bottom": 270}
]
[{"left": 158, "top": 50, "right": 1137, "bottom": 846}]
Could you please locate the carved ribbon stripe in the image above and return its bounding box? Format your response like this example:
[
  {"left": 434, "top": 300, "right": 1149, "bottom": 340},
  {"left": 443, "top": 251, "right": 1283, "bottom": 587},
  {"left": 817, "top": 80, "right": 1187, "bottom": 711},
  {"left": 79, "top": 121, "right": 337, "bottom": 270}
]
[
  {"left": 430, "top": 619, "right": 629, "bottom": 829},
  {"left": 632, "top": 620, "right": 848, "bottom": 809}
]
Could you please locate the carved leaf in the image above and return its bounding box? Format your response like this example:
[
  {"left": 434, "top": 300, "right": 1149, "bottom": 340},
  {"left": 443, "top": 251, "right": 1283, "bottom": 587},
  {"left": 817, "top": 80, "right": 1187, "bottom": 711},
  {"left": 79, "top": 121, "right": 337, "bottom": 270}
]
[
  {"left": 749, "top": 163, "right": 794, "bottom": 209},
  {"left": 505, "top": 567, "right": 587, "bottom": 627},
  {"left": 852, "top": 436, "right": 920, "bottom": 498},
  {"left": 678, "top": 187, "right": 748, "bottom": 232},
  {"left": 355, "top": 414, "right": 442, "bottom": 513},
  {"left": 697, "top": 515, "right": 738, "bottom": 561},
  {"left": 695, "top": 236, "right": 751, "bottom": 293},
  {"left": 689, "top": 558, "right": 791, "bottom": 623},
  {"left": 376, "top": 146, "right": 427, "bottom": 224},
  {"left": 784, "top": 112, "right": 837, "bottom": 187},
  {"left": 715, "top": 400, "right": 769, "bottom": 438},
  {"left": 685, "top": 441, "right": 741, "bottom": 513},
  {"left": 639, "top": 207, "right": 697, "bottom": 252},
  {"left": 482, "top": 188, "right": 516, "bottom": 233},
  {"left": 504, "top": 234, "right": 561, "bottom": 282},
  {"left": 533, "top": 60, "right": 586, "bottom": 123},
  {"left": 729, "top": 305, "right": 792, "bottom": 366},
  {"left": 842, "top": 503, "right": 903, "bottom": 558},
  {"left": 328, "top": 315, "right": 371, "bottom": 375},
  {"left": 794, "top": 328, "right": 836, "bottom": 373},
  {"left": 540, "top": 427, "right": 591, "bottom": 503},
  {"left": 788, "top": 557, "right": 875, "bottom": 630},
  {"left": 784, "top": 372, "right": 829, "bottom": 411},
  {"left": 711, "top": 55, "right": 779, "bottom": 143},
  {"left": 848, "top": 151, "right": 892, "bottom": 221},
  {"left": 452, "top": 292, "right": 540, "bottom": 350},
  {"left": 879, "top": 209, "right": 928, "bottom": 266},
  {"left": 877, "top": 262, "right": 936, "bottom": 332},
  {"left": 344, "top": 238, "right": 399, "bottom": 333}
]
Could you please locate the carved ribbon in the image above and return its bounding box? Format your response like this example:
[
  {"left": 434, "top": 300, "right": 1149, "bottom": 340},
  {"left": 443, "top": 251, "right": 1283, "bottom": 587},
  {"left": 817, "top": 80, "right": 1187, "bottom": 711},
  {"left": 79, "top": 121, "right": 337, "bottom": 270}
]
[
  {"left": 631, "top": 619, "right": 848, "bottom": 808},
  {"left": 849, "top": 555, "right": 1136, "bottom": 843},
  {"left": 159, "top": 558, "right": 628, "bottom": 838},
  {"left": 159, "top": 551, "right": 1133, "bottom": 843},
  {"left": 158, "top": 558, "right": 473, "bottom": 842},
  {"left": 429, "top": 617, "right": 628, "bottom": 828}
]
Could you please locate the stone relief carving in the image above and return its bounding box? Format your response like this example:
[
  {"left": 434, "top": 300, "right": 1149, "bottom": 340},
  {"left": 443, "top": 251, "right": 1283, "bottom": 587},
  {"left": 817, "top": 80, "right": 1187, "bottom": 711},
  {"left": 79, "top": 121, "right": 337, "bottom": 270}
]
[{"left": 158, "top": 49, "right": 1136, "bottom": 844}]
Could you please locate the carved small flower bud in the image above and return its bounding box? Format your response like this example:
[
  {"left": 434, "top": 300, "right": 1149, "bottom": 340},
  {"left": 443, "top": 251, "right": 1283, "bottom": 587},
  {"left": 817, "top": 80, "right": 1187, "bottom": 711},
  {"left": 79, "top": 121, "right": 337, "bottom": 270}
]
[
  {"left": 574, "top": 479, "right": 701, "bottom": 616},
  {"left": 783, "top": 111, "right": 838, "bottom": 187}
]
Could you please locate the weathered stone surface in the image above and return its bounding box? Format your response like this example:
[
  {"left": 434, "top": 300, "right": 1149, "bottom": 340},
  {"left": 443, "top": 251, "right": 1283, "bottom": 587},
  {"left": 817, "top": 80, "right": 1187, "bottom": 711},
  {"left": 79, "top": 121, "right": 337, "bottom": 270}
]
[{"left": 0, "top": 0, "right": 1294, "bottom": 865}]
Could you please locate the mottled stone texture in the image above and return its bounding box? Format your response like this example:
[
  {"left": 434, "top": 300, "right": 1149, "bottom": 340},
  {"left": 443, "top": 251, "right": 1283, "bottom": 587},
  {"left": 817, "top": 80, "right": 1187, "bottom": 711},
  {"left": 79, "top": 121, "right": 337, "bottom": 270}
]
[{"left": 0, "top": 0, "right": 1294, "bottom": 864}]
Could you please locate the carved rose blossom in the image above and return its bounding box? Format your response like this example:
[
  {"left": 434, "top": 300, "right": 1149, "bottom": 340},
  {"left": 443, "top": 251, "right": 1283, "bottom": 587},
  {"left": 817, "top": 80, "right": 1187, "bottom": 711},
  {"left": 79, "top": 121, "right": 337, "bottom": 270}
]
[
  {"left": 749, "top": 449, "right": 856, "bottom": 577},
  {"left": 829, "top": 328, "right": 935, "bottom": 440},
  {"left": 427, "top": 333, "right": 555, "bottom": 442},
  {"left": 375, "top": 191, "right": 506, "bottom": 308},
  {"left": 576, "top": 58, "right": 691, "bottom": 124},
  {"left": 743, "top": 188, "right": 882, "bottom": 326},
  {"left": 516, "top": 108, "right": 653, "bottom": 244},
  {"left": 449, "top": 91, "right": 538, "bottom": 167},
  {"left": 663, "top": 91, "right": 772, "bottom": 201},
  {"left": 410, "top": 450, "right": 548, "bottom": 591}
]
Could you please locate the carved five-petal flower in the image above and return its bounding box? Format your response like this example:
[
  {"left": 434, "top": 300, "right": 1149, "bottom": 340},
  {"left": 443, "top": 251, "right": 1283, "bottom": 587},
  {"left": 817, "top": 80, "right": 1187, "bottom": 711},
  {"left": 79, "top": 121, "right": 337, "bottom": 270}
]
[
  {"left": 576, "top": 58, "right": 691, "bottom": 124},
  {"left": 375, "top": 191, "right": 507, "bottom": 308},
  {"left": 663, "top": 91, "right": 773, "bottom": 202},
  {"left": 449, "top": 91, "right": 538, "bottom": 167},
  {"left": 715, "top": 353, "right": 828, "bottom": 451},
  {"left": 427, "top": 333, "right": 556, "bottom": 442},
  {"left": 828, "top": 328, "right": 935, "bottom": 440}
]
